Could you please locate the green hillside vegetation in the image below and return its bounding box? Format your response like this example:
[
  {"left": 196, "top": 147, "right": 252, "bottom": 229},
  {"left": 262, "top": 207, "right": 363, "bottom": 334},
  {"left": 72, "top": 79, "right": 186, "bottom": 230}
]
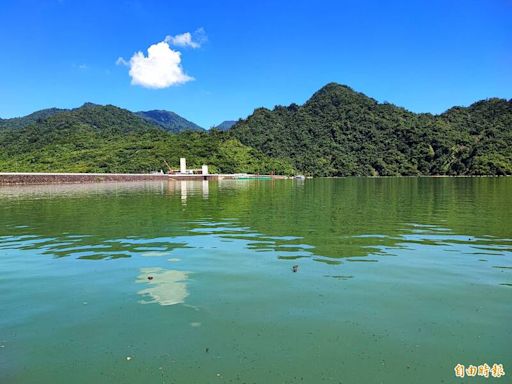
[
  {"left": 0, "top": 104, "right": 295, "bottom": 175},
  {"left": 0, "top": 108, "right": 66, "bottom": 130},
  {"left": 0, "top": 83, "right": 510, "bottom": 176},
  {"left": 0, "top": 106, "right": 206, "bottom": 134},
  {"left": 230, "top": 83, "right": 512, "bottom": 176}
]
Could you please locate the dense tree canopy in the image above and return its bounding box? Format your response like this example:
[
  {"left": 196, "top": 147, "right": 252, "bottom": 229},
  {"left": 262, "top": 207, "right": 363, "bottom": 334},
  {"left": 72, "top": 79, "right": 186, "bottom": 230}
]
[
  {"left": 0, "top": 83, "right": 510, "bottom": 176},
  {"left": 231, "top": 83, "right": 512, "bottom": 176},
  {"left": 0, "top": 104, "right": 295, "bottom": 175},
  {"left": 0, "top": 108, "right": 65, "bottom": 130}
]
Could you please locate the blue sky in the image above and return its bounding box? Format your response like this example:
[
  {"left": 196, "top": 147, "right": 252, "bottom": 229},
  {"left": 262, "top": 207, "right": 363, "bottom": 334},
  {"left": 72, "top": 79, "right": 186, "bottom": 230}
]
[{"left": 0, "top": 0, "right": 510, "bottom": 128}]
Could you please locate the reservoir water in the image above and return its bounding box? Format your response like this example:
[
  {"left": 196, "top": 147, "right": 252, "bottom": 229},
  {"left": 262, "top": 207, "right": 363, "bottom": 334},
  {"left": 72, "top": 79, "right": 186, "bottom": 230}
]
[{"left": 0, "top": 178, "right": 510, "bottom": 383}]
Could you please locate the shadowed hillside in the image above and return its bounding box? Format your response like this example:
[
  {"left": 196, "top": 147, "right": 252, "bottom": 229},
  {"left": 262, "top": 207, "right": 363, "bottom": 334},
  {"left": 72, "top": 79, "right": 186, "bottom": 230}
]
[{"left": 136, "top": 110, "right": 204, "bottom": 133}]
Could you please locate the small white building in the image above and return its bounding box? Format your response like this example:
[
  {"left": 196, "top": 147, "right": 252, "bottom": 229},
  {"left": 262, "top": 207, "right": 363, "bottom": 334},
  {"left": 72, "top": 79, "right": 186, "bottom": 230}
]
[{"left": 178, "top": 158, "right": 209, "bottom": 175}]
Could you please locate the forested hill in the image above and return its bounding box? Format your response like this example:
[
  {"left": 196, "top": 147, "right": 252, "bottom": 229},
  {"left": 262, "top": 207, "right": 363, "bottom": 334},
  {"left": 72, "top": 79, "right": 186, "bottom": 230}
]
[
  {"left": 0, "top": 103, "right": 295, "bottom": 174},
  {"left": 0, "top": 83, "right": 510, "bottom": 176},
  {"left": 0, "top": 108, "right": 66, "bottom": 130},
  {"left": 230, "top": 83, "right": 512, "bottom": 176},
  {"left": 0, "top": 105, "right": 205, "bottom": 134}
]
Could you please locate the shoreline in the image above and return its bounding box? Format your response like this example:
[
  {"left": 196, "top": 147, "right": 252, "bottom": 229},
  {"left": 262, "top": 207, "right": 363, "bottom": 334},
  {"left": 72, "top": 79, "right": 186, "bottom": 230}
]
[
  {"left": 0, "top": 172, "right": 289, "bottom": 185},
  {"left": 0, "top": 172, "right": 506, "bottom": 185}
]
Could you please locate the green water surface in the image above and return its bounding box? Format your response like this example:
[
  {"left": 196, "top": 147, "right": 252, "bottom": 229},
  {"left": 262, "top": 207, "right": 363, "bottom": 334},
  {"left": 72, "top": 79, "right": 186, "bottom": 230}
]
[{"left": 0, "top": 178, "right": 510, "bottom": 383}]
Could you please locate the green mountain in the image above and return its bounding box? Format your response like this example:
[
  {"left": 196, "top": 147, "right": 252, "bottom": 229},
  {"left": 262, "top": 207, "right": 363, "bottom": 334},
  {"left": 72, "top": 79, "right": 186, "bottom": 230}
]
[
  {"left": 231, "top": 83, "right": 512, "bottom": 176},
  {"left": 0, "top": 108, "right": 66, "bottom": 130},
  {"left": 0, "top": 106, "right": 205, "bottom": 134},
  {"left": 136, "top": 110, "right": 204, "bottom": 133},
  {"left": 0, "top": 103, "right": 295, "bottom": 174},
  {"left": 0, "top": 84, "right": 510, "bottom": 176}
]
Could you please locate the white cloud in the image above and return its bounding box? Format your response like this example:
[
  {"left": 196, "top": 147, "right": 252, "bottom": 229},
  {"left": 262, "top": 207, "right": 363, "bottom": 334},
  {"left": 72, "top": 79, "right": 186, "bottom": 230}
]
[
  {"left": 165, "top": 32, "right": 199, "bottom": 48},
  {"left": 117, "top": 39, "right": 193, "bottom": 89},
  {"left": 165, "top": 28, "right": 207, "bottom": 49}
]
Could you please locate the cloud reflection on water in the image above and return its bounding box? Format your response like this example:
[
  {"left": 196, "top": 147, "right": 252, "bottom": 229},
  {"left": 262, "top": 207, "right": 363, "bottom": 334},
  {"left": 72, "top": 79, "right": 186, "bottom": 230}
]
[{"left": 136, "top": 267, "right": 189, "bottom": 306}]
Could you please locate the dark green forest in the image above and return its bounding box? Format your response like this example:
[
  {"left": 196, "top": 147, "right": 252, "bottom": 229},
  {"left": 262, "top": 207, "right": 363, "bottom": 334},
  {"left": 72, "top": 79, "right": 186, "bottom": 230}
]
[
  {"left": 231, "top": 83, "right": 512, "bottom": 176},
  {"left": 0, "top": 83, "right": 510, "bottom": 176},
  {"left": 0, "top": 108, "right": 65, "bottom": 130},
  {"left": 0, "top": 104, "right": 295, "bottom": 175}
]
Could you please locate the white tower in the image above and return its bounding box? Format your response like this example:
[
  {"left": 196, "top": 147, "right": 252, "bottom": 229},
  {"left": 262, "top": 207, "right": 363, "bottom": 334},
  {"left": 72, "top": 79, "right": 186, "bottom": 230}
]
[{"left": 180, "top": 158, "right": 187, "bottom": 174}]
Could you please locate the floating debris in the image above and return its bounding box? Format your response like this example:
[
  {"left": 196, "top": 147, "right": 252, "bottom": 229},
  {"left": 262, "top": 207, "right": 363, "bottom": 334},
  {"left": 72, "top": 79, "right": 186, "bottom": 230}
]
[
  {"left": 324, "top": 275, "right": 353, "bottom": 280},
  {"left": 126, "top": 356, "right": 132, "bottom": 361},
  {"left": 292, "top": 265, "right": 299, "bottom": 273}
]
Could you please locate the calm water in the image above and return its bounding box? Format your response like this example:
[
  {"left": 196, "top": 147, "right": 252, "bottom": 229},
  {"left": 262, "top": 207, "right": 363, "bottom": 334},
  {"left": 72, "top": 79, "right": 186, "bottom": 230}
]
[{"left": 0, "top": 178, "right": 510, "bottom": 384}]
